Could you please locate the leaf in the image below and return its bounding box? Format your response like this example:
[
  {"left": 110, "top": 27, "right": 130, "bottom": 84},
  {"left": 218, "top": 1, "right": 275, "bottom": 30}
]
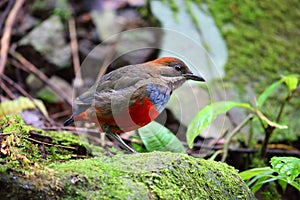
[
  {"left": 138, "top": 121, "right": 185, "bottom": 153},
  {"left": 256, "top": 79, "right": 283, "bottom": 108},
  {"left": 271, "top": 156, "right": 300, "bottom": 183},
  {"left": 243, "top": 171, "right": 275, "bottom": 193},
  {"left": 186, "top": 101, "right": 252, "bottom": 148},
  {"left": 0, "top": 96, "right": 48, "bottom": 118},
  {"left": 278, "top": 178, "right": 288, "bottom": 192},
  {"left": 289, "top": 180, "right": 300, "bottom": 192},
  {"left": 282, "top": 74, "right": 299, "bottom": 92},
  {"left": 251, "top": 176, "right": 271, "bottom": 193},
  {"left": 239, "top": 167, "right": 272, "bottom": 180},
  {"left": 239, "top": 157, "right": 300, "bottom": 194}
]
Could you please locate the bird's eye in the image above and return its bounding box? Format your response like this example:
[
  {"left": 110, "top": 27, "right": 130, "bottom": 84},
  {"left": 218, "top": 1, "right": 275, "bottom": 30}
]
[{"left": 174, "top": 64, "right": 183, "bottom": 71}]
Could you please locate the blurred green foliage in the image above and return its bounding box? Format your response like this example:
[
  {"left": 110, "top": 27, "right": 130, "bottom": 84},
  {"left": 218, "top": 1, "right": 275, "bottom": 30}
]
[
  {"left": 186, "top": 74, "right": 298, "bottom": 160},
  {"left": 146, "top": 0, "right": 300, "bottom": 142}
]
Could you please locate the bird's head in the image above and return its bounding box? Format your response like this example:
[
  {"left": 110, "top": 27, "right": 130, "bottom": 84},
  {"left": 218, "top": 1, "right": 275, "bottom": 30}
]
[{"left": 145, "top": 57, "right": 205, "bottom": 89}]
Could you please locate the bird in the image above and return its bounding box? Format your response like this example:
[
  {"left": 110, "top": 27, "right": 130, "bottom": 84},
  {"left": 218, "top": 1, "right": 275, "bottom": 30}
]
[{"left": 64, "top": 57, "right": 205, "bottom": 153}]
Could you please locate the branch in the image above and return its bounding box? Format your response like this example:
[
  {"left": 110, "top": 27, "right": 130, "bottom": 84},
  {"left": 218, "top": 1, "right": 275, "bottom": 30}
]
[
  {"left": 10, "top": 50, "right": 72, "bottom": 106},
  {"left": 2, "top": 74, "right": 57, "bottom": 126},
  {"left": 221, "top": 114, "right": 254, "bottom": 162},
  {"left": 182, "top": 142, "right": 300, "bottom": 157},
  {"left": 68, "top": 17, "right": 83, "bottom": 88},
  {"left": 0, "top": 0, "right": 25, "bottom": 75},
  {"left": 0, "top": 77, "right": 15, "bottom": 99}
]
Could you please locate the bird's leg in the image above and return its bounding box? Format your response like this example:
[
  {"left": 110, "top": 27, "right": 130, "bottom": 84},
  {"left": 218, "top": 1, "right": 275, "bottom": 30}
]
[{"left": 105, "top": 131, "right": 137, "bottom": 153}]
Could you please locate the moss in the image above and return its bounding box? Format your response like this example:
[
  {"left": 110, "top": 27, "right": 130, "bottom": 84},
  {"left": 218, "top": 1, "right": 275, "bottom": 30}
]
[
  {"left": 204, "top": 0, "right": 300, "bottom": 91},
  {"left": 202, "top": 0, "right": 300, "bottom": 141},
  {"left": 0, "top": 115, "right": 95, "bottom": 173},
  {"left": 48, "top": 152, "right": 255, "bottom": 199},
  {"left": 49, "top": 158, "right": 150, "bottom": 199},
  {"left": 0, "top": 116, "right": 254, "bottom": 199},
  {"left": 0, "top": 116, "right": 34, "bottom": 172}
]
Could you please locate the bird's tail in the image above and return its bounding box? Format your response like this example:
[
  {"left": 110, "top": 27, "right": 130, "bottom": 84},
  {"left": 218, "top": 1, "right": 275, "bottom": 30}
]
[{"left": 64, "top": 115, "right": 74, "bottom": 126}]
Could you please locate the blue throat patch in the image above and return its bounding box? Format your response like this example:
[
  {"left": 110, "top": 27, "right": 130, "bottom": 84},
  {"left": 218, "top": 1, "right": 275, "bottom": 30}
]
[{"left": 146, "top": 83, "right": 171, "bottom": 113}]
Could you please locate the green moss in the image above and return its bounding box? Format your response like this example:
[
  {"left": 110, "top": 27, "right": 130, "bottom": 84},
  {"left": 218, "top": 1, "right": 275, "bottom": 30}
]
[
  {"left": 0, "top": 115, "right": 95, "bottom": 173},
  {"left": 203, "top": 0, "right": 300, "bottom": 91},
  {"left": 48, "top": 152, "right": 255, "bottom": 199},
  {"left": 0, "top": 116, "right": 254, "bottom": 199},
  {"left": 49, "top": 158, "right": 150, "bottom": 199},
  {"left": 203, "top": 0, "right": 300, "bottom": 141},
  {"left": 0, "top": 116, "right": 34, "bottom": 172}
]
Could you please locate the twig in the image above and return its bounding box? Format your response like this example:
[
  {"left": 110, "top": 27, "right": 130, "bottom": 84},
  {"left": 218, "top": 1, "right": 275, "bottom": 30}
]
[
  {"left": 96, "top": 40, "right": 119, "bottom": 82},
  {"left": 50, "top": 110, "right": 71, "bottom": 120},
  {"left": 221, "top": 114, "right": 254, "bottom": 162},
  {"left": 259, "top": 84, "right": 299, "bottom": 158},
  {"left": 41, "top": 126, "right": 134, "bottom": 148},
  {"left": 68, "top": 17, "right": 83, "bottom": 88},
  {"left": 42, "top": 125, "right": 99, "bottom": 134},
  {"left": 9, "top": 50, "right": 72, "bottom": 106},
  {"left": 27, "top": 137, "right": 77, "bottom": 151},
  {"left": 207, "top": 129, "right": 228, "bottom": 148},
  {"left": 0, "top": 0, "right": 9, "bottom": 8},
  {"left": 276, "top": 83, "right": 299, "bottom": 123},
  {"left": 0, "top": 132, "right": 13, "bottom": 136},
  {"left": 2, "top": 74, "right": 57, "bottom": 126},
  {"left": 182, "top": 142, "right": 300, "bottom": 157},
  {"left": 95, "top": 23, "right": 127, "bottom": 82},
  {"left": 0, "top": 0, "right": 25, "bottom": 76},
  {"left": 0, "top": 79, "right": 15, "bottom": 99},
  {"left": 209, "top": 150, "right": 224, "bottom": 161},
  {"left": 0, "top": 0, "right": 14, "bottom": 32}
]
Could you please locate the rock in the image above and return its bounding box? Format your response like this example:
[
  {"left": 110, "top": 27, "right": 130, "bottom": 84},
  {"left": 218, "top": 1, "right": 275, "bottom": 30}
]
[
  {"left": 91, "top": 9, "right": 122, "bottom": 42},
  {"left": 37, "top": 76, "right": 72, "bottom": 103},
  {"left": 150, "top": 0, "right": 227, "bottom": 82},
  {"left": 167, "top": 82, "right": 209, "bottom": 127},
  {"left": 0, "top": 151, "right": 255, "bottom": 199},
  {"left": 17, "top": 14, "right": 39, "bottom": 35},
  {"left": 25, "top": 73, "right": 44, "bottom": 91},
  {"left": 89, "top": 9, "right": 160, "bottom": 65},
  {"left": 19, "top": 15, "right": 71, "bottom": 68},
  {"left": 116, "top": 28, "right": 159, "bottom": 64},
  {"left": 0, "top": 116, "right": 255, "bottom": 199}
]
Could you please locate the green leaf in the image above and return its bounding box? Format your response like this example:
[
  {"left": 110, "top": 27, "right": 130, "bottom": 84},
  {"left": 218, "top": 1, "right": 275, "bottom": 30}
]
[
  {"left": 239, "top": 157, "right": 300, "bottom": 194},
  {"left": 138, "top": 121, "right": 185, "bottom": 153},
  {"left": 256, "top": 79, "right": 283, "bottom": 108},
  {"left": 251, "top": 176, "right": 271, "bottom": 193},
  {"left": 278, "top": 178, "right": 288, "bottom": 192},
  {"left": 289, "top": 180, "right": 300, "bottom": 192},
  {"left": 271, "top": 156, "right": 300, "bottom": 183},
  {"left": 282, "top": 74, "right": 299, "bottom": 92},
  {"left": 186, "top": 101, "right": 252, "bottom": 148},
  {"left": 239, "top": 167, "right": 272, "bottom": 180}
]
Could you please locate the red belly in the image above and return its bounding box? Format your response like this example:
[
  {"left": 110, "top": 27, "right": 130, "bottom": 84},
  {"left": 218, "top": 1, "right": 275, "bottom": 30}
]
[{"left": 96, "top": 97, "right": 159, "bottom": 133}]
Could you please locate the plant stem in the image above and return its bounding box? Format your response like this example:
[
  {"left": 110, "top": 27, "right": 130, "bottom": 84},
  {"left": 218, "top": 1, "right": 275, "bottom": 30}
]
[
  {"left": 260, "top": 126, "right": 274, "bottom": 158},
  {"left": 260, "top": 88, "right": 297, "bottom": 158},
  {"left": 221, "top": 114, "right": 254, "bottom": 162},
  {"left": 247, "top": 116, "right": 254, "bottom": 148},
  {"left": 276, "top": 94, "right": 290, "bottom": 123}
]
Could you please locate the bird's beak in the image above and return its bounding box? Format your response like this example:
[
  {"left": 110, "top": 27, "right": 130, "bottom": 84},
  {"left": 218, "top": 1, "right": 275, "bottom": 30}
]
[{"left": 183, "top": 73, "right": 205, "bottom": 82}]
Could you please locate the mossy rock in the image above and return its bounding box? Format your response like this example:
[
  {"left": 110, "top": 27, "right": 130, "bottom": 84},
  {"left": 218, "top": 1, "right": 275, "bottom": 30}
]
[
  {"left": 0, "top": 116, "right": 255, "bottom": 199},
  {"left": 1, "top": 152, "right": 255, "bottom": 200}
]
